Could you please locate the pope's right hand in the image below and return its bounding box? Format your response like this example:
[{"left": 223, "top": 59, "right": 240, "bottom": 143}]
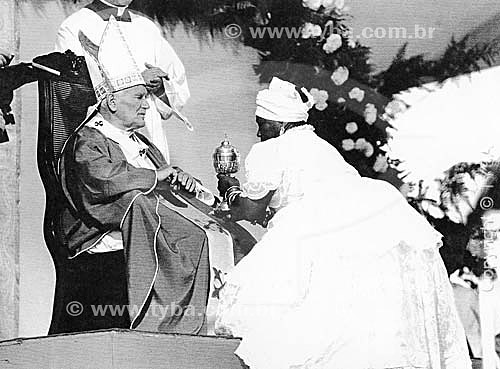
[{"left": 156, "top": 165, "right": 178, "bottom": 183}]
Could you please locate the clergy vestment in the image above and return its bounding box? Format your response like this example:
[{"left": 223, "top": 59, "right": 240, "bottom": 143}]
[
  {"left": 55, "top": 0, "right": 190, "bottom": 162},
  {"left": 59, "top": 113, "right": 234, "bottom": 334}
]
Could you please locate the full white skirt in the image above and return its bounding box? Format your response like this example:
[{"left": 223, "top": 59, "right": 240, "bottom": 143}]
[{"left": 215, "top": 178, "right": 471, "bottom": 369}]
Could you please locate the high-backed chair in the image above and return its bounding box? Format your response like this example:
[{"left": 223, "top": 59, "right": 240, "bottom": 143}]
[
  {"left": 37, "top": 62, "right": 131, "bottom": 334},
  {"left": 36, "top": 59, "right": 256, "bottom": 334}
]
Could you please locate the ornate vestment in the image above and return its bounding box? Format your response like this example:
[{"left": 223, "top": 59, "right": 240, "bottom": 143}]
[{"left": 60, "top": 118, "right": 237, "bottom": 334}]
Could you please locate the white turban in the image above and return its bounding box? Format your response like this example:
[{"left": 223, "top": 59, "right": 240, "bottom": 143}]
[{"left": 256, "top": 77, "right": 314, "bottom": 122}]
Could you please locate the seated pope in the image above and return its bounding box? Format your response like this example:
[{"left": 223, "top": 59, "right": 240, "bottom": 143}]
[{"left": 58, "top": 17, "right": 235, "bottom": 334}]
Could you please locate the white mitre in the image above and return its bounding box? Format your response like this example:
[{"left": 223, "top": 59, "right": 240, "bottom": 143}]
[{"left": 78, "top": 15, "right": 145, "bottom": 102}]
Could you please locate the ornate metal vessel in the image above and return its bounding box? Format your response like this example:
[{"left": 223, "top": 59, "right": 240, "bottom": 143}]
[
  {"left": 213, "top": 136, "right": 240, "bottom": 175},
  {"left": 213, "top": 137, "right": 240, "bottom": 212}
]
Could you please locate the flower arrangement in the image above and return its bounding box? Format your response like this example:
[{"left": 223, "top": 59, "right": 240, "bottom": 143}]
[{"left": 241, "top": 0, "right": 389, "bottom": 177}]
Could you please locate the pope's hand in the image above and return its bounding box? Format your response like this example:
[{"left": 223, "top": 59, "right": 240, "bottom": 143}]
[
  {"left": 175, "top": 170, "right": 197, "bottom": 193},
  {"left": 157, "top": 165, "right": 197, "bottom": 193},
  {"left": 143, "top": 62, "right": 168, "bottom": 94},
  {"left": 156, "top": 165, "right": 178, "bottom": 182}
]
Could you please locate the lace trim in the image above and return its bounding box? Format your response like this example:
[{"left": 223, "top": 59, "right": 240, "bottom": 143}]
[
  {"left": 242, "top": 181, "right": 279, "bottom": 200},
  {"left": 216, "top": 243, "right": 470, "bottom": 368},
  {"left": 214, "top": 283, "right": 242, "bottom": 337}
]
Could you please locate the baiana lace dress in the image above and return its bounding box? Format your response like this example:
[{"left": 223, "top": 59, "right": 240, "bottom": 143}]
[{"left": 215, "top": 125, "right": 471, "bottom": 369}]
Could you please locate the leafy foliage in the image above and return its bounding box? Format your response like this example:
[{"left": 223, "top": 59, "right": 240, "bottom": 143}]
[{"left": 375, "top": 36, "right": 500, "bottom": 96}]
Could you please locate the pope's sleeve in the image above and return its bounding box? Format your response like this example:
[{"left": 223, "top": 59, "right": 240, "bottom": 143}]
[
  {"left": 55, "top": 21, "right": 84, "bottom": 55},
  {"left": 73, "top": 137, "right": 157, "bottom": 203},
  {"left": 242, "top": 142, "right": 283, "bottom": 200},
  {"left": 154, "top": 34, "right": 190, "bottom": 111}
]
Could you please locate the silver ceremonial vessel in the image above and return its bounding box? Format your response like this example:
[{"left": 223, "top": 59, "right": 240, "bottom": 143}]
[
  {"left": 213, "top": 136, "right": 240, "bottom": 211},
  {"left": 213, "top": 136, "right": 240, "bottom": 175}
]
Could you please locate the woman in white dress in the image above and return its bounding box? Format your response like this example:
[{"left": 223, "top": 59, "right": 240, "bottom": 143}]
[{"left": 215, "top": 77, "right": 471, "bottom": 369}]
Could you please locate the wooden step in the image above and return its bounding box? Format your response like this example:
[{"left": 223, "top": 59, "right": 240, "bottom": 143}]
[{"left": 0, "top": 329, "right": 247, "bottom": 369}]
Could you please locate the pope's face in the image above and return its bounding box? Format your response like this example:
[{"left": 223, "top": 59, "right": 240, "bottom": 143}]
[
  {"left": 256, "top": 117, "right": 282, "bottom": 142},
  {"left": 114, "top": 85, "right": 149, "bottom": 131},
  {"left": 107, "top": 0, "right": 134, "bottom": 6}
]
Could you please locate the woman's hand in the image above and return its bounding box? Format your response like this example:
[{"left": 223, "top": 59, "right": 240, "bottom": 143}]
[{"left": 217, "top": 174, "right": 241, "bottom": 197}]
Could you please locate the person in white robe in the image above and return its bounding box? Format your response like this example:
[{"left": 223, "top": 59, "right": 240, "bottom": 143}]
[
  {"left": 214, "top": 77, "right": 472, "bottom": 369},
  {"left": 55, "top": 0, "right": 190, "bottom": 163}
]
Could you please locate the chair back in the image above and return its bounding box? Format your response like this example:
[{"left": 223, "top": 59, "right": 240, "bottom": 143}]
[
  {"left": 37, "top": 64, "right": 95, "bottom": 260},
  {"left": 37, "top": 62, "right": 95, "bottom": 333}
]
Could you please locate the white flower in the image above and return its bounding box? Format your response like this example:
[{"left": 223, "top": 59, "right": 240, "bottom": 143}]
[
  {"left": 353, "top": 138, "right": 374, "bottom": 157},
  {"left": 311, "top": 25, "right": 322, "bottom": 37},
  {"left": 315, "top": 102, "right": 328, "bottom": 111},
  {"left": 310, "top": 87, "right": 320, "bottom": 96},
  {"left": 348, "top": 39, "right": 356, "bottom": 48},
  {"left": 345, "top": 122, "right": 358, "bottom": 134},
  {"left": 322, "top": 34, "right": 342, "bottom": 53},
  {"left": 348, "top": 87, "right": 365, "bottom": 102},
  {"left": 364, "top": 103, "right": 377, "bottom": 125},
  {"left": 342, "top": 139, "right": 355, "bottom": 151},
  {"left": 317, "top": 90, "right": 329, "bottom": 102},
  {"left": 301, "top": 23, "right": 314, "bottom": 38},
  {"left": 302, "top": 0, "right": 322, "bottom": 10},
  {"left": 330, "top": 66, "right": 349, "bottom": 86},
  {"left": 354, "top": 137, "right": 367, "bottom": 150},
  {"left": 363, "top": 142, "right": 374, "bottom": 157},
  {"left": 323, "top": 0, "right": 344, "bottom": 12},
  {"left": 384, "top": 99, "right": 406, "bottom": 118},
  {"left": 373, "top": 154, "right": 389, "bottom": 173},
  {"left": 310, "top": 88, "right": 329, "bottom": 111},
  {"left": 302, "top": 23, "right": 322, "bottom": 38},
  {"left": 337, "top": 97, "right": 346, "bottom": 103}
]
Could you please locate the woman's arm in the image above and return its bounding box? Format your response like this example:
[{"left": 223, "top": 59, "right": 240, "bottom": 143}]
[
  {"left": 228, "top": 191, "right": 275, "bottom": 225},
  {"left": 217, "top": 174, "right": 275, "bottom": 226}
]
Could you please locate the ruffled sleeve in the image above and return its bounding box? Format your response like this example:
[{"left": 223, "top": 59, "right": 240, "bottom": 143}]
[{"left": 242, "top": 141, "right": 283, "bottom": 200}]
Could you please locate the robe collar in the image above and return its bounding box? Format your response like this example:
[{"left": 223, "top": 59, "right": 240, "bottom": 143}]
[
  {"left": 87, "top": 113, "right": 150, "bottom": 162},
  {"left": 86, "top": 0, "right": 132, "bottom": 22}
]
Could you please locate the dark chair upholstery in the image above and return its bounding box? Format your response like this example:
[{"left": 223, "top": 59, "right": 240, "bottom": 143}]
[{"left": 37, "top": 68, "right": 129, "bottom": 334}]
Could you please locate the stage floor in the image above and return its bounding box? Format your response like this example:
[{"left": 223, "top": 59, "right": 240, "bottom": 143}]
[{"left": 0, "top": 329, "right": 247, "bottom": 369}]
